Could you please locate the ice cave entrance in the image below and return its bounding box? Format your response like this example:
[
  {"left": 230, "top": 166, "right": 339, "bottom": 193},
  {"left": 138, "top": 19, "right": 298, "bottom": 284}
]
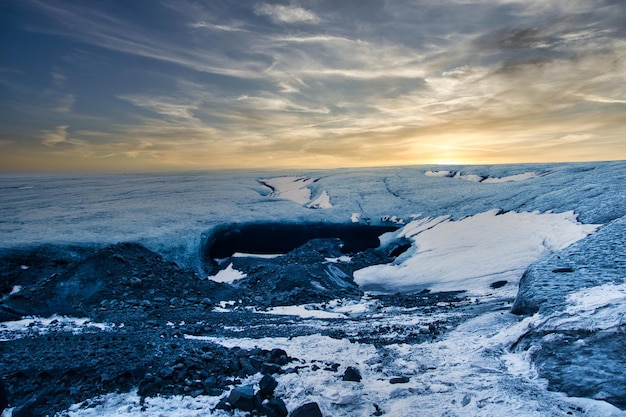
[{"left": 203, "top": 222, "right": 399, "bottom": 263}]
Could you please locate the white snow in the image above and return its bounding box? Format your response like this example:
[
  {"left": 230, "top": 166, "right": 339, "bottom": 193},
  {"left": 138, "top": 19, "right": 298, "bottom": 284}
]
[
  {"left": 354, "top": 210, "right": 599, "bottom": 294},
  {"left": 324, "top": 255, "right": 351, "bottom": 263},
  {"left": 0, "top": 315, "right": 113, "bottom": 341},
  {"left": 424, "top": 170, "right": 454, "bottom": 177},
  {"left": 260, "top": 176, "right": 314, "bottom": 205},
  {"left": 531, "top": 282, "right": 626, "bottom": 333},
  {"left": 424, "top": 170, "right": 539, "bottom": 183},
  {"left": 307, "top": 190, "right": 332, "bottom": 209},
  {"left": 482, "top": 172, "right": 540, "bottom": 183},
  {"left": 208, "top": 263, "right": 246, "bottom": 283},
  {"left": 232, "top": 252, "right": 283, "bottom": 259},
  {"left": 258, "top": 305, "right": 346, "bottom": 319},
  {"left": 259, "top": 176, "right": 332, "bottom": 209},
  {"left": 182, "top": 305, "right": 626, "bottom": 417},
  {"left": 9, "top": 285, "right": 22, "bottom": 295},
  {"left": 453, "top": 172, "right": 484, "bottom": 182}
]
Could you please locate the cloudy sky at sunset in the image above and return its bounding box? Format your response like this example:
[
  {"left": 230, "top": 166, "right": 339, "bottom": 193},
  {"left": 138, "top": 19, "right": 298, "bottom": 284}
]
[{"left": 1, "top": 0, "right": 625, "bottom": 173}]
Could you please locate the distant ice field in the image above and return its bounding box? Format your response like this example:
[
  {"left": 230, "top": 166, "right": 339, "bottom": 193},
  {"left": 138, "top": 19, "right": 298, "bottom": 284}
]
[{"left": 1, "top": 162, "right": 624, "bottom": 269}]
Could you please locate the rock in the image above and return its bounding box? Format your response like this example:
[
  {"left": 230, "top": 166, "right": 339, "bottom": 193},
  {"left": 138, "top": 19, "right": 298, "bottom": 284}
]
[
  {"left": 263, "top": 397, "right": 288, "bottom": 417},
  {"left": 342, "top": 366, "right": 362, "bottom": 382},
  {"left": 489, "top": 280, "right": 507, "bottom": 289},
  {"left": 261, "top": 363, "right": 282, "bottom": 375},
  {"left": 290, "top": 402, "right": 323, "bottom": 417},
  {"left": 389, "top": 376, "right": 410, "bottom": 384},
  {"left": 227, "top": 385, "right": 255, "bottom": 411},
  {"left": 238, "top": 357, "right": 258, "bottom": 375},
  {"left": 259, "top": 374, "right": 279, "bottom": 396},
  {"left": 269, "top": 348, "right": 289, "bottom": 365},
  {"left": 129, "top": 277, "right": 142, "bottom": 288}
]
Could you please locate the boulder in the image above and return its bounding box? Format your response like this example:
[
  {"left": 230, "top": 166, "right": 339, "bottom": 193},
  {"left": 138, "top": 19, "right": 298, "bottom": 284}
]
[
  {"left": 262, "top": 397, "right": 288, "bottom": 417},
  {"left": 290, "top": 402, "right": 323, "bottom": 417},
  {"left": 259, "top": 374, "right": 279, "bottom": 396},
  {"left": 342, "top": 366, "right": 362, "bottom": 382},
  {"left": 227, "top": 385, "right": 255, "bottom": 411}
]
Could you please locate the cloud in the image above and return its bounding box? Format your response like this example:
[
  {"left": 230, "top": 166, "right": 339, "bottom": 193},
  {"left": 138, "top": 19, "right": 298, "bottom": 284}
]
[
  {"left": 187, "top": 21, "right": 249, "bottom": 32},
  {"left": 42, "top": 125, "right": 70, "bottom": 146},
  {"left": 254, "top": 3, "right": 320, "bottom": 24}
]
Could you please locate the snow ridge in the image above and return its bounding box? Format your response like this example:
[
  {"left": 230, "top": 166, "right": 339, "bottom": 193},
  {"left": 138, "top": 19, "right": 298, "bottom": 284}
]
[{"left": 424, "top": 170, "right": 541, "bottom": 182}]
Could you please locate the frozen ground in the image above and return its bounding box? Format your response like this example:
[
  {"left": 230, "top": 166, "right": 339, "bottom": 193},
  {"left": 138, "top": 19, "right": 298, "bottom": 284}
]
[{"left": 1, "top": 161, "right": 625, "bottom": 416}]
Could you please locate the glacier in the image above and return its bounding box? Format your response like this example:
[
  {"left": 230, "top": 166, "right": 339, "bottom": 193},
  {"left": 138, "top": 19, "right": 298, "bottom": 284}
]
[{"left": 1, "top": 161, "right": 625, "bottom": 416}]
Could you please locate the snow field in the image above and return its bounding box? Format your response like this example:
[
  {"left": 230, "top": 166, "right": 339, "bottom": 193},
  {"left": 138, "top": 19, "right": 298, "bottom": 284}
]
[{"left": 355, "top": 210, "right": 599, "bottom": 294}]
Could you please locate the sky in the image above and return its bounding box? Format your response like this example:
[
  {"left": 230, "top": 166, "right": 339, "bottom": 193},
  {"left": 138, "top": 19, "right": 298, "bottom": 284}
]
[{"left": 0, "top": 0, "right": 625, "bottom": 173}]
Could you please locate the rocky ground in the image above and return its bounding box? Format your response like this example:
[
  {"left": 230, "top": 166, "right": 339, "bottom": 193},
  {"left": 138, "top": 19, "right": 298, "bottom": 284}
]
[{"left": 0, "top": 237, "right": 468, "bottom": 417}]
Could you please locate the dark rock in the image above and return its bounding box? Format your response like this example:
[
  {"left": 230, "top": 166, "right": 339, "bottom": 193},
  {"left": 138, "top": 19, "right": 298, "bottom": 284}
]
[
  {"left": 389, "top": 376, "right": 410, "bottom": 384},
  {"left": 342, "top": 366, "right": 362, "bottom": 382},
  {"left": 239, "top": 357, "right": 258, "bottom": 375},
  {"left": 259, "top": 374, "right": 279, "bottom": 396},
  {"left": 129, "top": 277, "right": 142, "bottom": 288},
  {"left": 203, "top": 376, "right": 218, "bottom": 388},
  {"left": 489, "top": 280, "right": 507, "bottom": 289},
  {"left": 261, "top": 363, "right": 282, "bottom": 375},
  {"left": 552, "top": 267, "right": 574, "bottom": 273},
  {"left": 227, "top": 385, "right": 255, "bottom": 411},
  {"left": 269, "top": 348, "right": 289, "bottom": 365},
  {"left": 263, "top": 397, "right": 289, "bottom": 417},
  {"left": 290, "top": 402, "right": 323, "bottom": 417}
]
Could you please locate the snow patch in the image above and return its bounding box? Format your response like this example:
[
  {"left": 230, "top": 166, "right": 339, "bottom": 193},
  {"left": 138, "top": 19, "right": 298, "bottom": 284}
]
[
  {"left": 354, "top": 210, "right": 599, "bottom": 294},
  {"left": 535, "top": 282, "right": 626, "bottom": 332},
  {"left": 324, "top": 255, "right": 351, "bottom": 263},
  {"left": 258, "top": 176, "right": 332, "bottom": 209},
  {"left": 0, "top": 315, "right": 113, "bottom": 341},
  {"left": 307, "top": 190, "right": 332, "bottom": 209},
  {"left": 232, "top": 252, "right": 283, "bottom": 259},
  {"left": 208, "top": 263, "right": 246, "bottom": 283}
]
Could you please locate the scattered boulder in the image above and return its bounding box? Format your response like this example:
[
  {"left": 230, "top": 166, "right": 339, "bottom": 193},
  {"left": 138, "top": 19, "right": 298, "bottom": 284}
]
[
  {"left": 259, "top": 374, "right": 279, "bottom": 396},
  {"left": 227, "top": 385, "right": 255, "bottom": 411},
  {"left": 489, "top": 280, "right": 507, "bottom": 289},
  {"left": 262, "top": 397, "right": 289, "bottom": 417},
  {"left": 342, "top": 366, "right": 362, "bottom": 382},
  {"left": 290, "top": 402, "right": 323, "bottom": 417}
]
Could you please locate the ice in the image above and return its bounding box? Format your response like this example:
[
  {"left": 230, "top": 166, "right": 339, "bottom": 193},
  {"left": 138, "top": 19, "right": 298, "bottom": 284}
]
[
  {"left": 2, "top": 161, "right": 626, "bottom": 415},
  {"left": 354, "top": 210, "right": 599, "bottom": 294},
  {"left": 1, "top": 162, "right": 624, "bottom": 269}
]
